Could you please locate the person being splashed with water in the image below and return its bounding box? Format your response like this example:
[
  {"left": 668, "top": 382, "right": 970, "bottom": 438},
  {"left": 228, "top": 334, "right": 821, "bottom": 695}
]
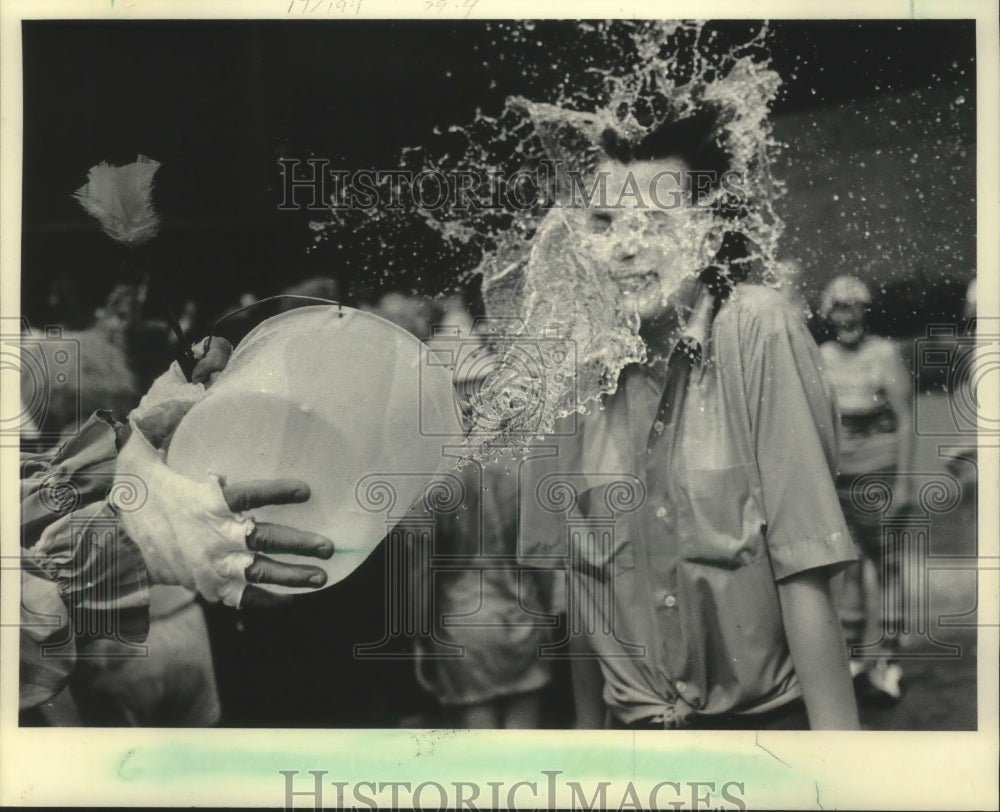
[{"left": 515, "top": 108, "right": 861, "bottom": 730}]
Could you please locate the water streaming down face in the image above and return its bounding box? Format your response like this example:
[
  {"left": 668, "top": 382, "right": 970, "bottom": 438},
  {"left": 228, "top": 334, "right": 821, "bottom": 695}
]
[{"left": 310, "top": 21, "right": 786, "bottom": 462}]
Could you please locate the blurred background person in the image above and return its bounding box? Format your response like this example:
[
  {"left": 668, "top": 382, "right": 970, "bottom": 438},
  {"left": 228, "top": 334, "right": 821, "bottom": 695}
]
[
  {"left": 819, "top": 274, "right": 915, "bottom": 702},
  {"left": 412, "top": 446, "right": 554, "bottom": 729},
  {"left": 21, "top": 284, "right": 144, "bottom": 450},
  {"left": 208, "top": 291, "right": 260, "bottom": 348},
  {"left": 208, "top": 277, "right": 339, "bottom": 347},
  {"left": 402, "top": 298, "right": 554, "bottom": 729},
  {"left": 277, "top": 276, "right": 340, "bottom": 311},
  {"left": 775, "top": 257, "right": 812, "bottom": 324},
  {"left": 963, "top": 277, "right": 977, "bottom": 327},
  {"left": 371, "top": 291, "right": 441, "bottom": 339},
  {"left": 943, "top": 275, "right": 979, "bottom": 491}
]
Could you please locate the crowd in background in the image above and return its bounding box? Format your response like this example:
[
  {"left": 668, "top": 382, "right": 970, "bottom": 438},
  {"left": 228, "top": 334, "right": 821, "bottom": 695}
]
[{"left": 17, "top": 265, "right": 978, "bottom": 728}]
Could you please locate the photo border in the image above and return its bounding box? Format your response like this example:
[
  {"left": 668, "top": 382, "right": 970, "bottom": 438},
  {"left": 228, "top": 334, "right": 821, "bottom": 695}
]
[{"left": 1, "top": 1, "right": 997, "bottom": 808}]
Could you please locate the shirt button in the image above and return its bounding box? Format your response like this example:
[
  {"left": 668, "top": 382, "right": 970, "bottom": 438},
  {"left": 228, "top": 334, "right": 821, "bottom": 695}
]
[
  {"left": 653, "top": 420, "right": 665, "bottom": 433},
  {"left": 663, "top": 594, "right": 677, "bottom": 608},
  {"left": 675, "top": 681, "right": 687, "bottom": 693},
  {"left": 655, "top": 506, "right": 667, "bottom": 519}
]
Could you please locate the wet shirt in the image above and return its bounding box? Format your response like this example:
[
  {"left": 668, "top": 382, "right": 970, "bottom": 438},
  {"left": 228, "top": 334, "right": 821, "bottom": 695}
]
[{"left": 520, "top": 285, "right": 854, "bottom": 725}]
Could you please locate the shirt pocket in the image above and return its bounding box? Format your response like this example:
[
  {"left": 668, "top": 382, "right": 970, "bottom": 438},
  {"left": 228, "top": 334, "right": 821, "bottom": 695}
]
[
  {"left": 677, "top": 464, "right": 765, "bottom": 568},
  {"left": 568, "top": 528, "right": 635, "bottom": 581},
  {"left": 567, "top": 483, "right": 635, "bottom": 581}
]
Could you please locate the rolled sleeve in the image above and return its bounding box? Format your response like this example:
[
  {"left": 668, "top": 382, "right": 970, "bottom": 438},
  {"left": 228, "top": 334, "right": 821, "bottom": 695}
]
[
  {"left": 20, "top": 411, "right": 150, "bottom": 643},
  {"left": 21, "top": 411, "right": 126, "bottom": 546},
  {"left": 28, "top": 503, "right": 150, "bottom": 644},
  {"left": 744, "top": 303, "right": 855, "bottom": 581}
]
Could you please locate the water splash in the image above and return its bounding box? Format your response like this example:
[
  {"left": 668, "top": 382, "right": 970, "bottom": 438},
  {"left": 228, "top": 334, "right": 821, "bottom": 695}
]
[{"left": 310, "top": 21, "right": 786, "bottom": 461}]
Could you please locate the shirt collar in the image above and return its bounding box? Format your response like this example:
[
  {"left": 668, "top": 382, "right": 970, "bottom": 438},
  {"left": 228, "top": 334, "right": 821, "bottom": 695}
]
[{"left": 674, "top": 284, "right": 717, "bottom": 376}]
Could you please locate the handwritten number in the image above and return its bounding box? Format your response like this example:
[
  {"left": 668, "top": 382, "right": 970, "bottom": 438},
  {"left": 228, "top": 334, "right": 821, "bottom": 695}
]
[{"left": 287, "top": 0, "right": 360, "bottom": 13}]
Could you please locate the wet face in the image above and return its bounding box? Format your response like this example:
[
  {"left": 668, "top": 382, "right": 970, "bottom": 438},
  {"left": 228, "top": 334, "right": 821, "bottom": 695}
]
[{"left": 576, "top": 158, "right": 718, "bottom": 322}]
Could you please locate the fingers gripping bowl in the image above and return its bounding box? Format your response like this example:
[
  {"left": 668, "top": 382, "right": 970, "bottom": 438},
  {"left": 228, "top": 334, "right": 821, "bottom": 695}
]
[{"left": 166, "top": 306, "right": 456, "bottom": 593}]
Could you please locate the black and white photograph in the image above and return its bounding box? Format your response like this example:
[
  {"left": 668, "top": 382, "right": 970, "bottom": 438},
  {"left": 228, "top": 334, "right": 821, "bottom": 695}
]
[{"left": 1, "top": 1, "right": 997, "bottom": 809}]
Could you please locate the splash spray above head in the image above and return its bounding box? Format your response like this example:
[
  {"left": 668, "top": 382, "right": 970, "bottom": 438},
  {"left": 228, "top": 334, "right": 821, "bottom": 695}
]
[
  {"left": 468, "top": 39, "right": 783, "bottom": 459},
  {"left": 309, "top": 21, "right": 786, "bottom": 461}
]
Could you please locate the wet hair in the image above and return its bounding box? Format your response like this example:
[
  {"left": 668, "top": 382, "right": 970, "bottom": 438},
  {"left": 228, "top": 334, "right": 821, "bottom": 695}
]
[
  {"left": 699, "top": 231, "right": 753, "bottom": 298},
  {"left": 602, "top": 108, "right": 752, "bottom": 300},
  {"left": 601, "top": 107, "right": 745, "bottom": 223},
  {"left": 600, "top": 108, "right": 732, "bottom": 179}
]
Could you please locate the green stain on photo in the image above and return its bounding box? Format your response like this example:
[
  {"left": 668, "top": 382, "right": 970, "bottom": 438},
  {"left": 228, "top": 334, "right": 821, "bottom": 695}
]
[{"left": 114, "top": 734, "right": 798, "bottom": 790}]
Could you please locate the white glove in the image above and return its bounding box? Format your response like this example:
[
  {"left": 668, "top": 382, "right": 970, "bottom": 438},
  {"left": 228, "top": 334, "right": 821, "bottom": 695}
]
[{"left": 112, "top": 426, "right": 254, "bottom": 608}]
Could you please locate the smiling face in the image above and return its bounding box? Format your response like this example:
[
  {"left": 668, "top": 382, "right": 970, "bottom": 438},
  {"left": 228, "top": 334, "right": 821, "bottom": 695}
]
[
  {"left": 828, "top": 300, "right": 867, "bottom": 347},
  {"left": 574, "top": 158, "right": 718, "bottom": 322}
]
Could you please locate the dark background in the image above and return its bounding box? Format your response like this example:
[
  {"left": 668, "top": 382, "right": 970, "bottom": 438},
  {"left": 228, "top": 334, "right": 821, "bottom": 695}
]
[{"left": 21, "top": 19, "right": 975, "bottom": 333}]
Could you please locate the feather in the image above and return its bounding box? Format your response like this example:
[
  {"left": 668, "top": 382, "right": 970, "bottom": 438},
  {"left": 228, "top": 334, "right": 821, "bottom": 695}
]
[{"left": 73, "top": 155, "right": 161, "bottom": 246}]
